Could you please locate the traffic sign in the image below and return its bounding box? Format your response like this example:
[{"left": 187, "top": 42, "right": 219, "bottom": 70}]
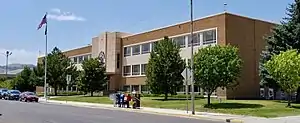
[
  {"left": 181, "top": 68, "right": 191, "bottom": 85},
  {"left": 66, "top": 75, "right": 71, "bottom": 85}
]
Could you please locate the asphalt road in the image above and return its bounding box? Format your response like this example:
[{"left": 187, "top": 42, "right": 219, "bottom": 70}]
[{"left": 0, "top": 100, "right": 223, "bottom": 123}]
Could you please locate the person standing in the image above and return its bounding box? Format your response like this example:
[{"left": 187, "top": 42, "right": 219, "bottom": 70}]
[
  {"left": 120, "top": 92, "right": 125, "bottom": 107},
  {"left": 126, "top": 94, "right": 132, "bottom": 108}
]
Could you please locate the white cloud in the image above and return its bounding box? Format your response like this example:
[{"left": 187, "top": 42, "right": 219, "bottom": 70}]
[
  {"left": 0, "top": 48, "right": 39, "bottom": 65},
  {"left": 48, "top": 8, "right": 86, "bottom": 21}
]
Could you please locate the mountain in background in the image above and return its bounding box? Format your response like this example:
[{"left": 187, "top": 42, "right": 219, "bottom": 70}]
[{"left": 0, "top": 64, "right": 36, "bottom": 74}]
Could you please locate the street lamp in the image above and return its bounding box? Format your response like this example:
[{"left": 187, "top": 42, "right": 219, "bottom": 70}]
[
  {"left": 190, "top": 0, "right": 195, "bottom": 115},
  {"left": 5, "top": 51, "right": 12, "bottom": 78}
]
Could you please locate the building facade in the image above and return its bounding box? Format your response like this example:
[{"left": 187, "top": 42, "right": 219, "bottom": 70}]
[{"left": 38, "top": 12, "right": 276, "bottom": 99}]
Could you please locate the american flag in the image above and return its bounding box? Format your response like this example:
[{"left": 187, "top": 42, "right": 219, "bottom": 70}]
[{"left": 37, "top": 13, "right": 47, "bottom": 35}]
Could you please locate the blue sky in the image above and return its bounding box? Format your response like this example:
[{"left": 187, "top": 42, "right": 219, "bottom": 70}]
[{"left": 0, "top": 0, "right": 294, "bottom": 65}]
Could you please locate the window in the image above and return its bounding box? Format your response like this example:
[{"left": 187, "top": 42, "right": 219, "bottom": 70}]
[
  {"left": 142, "top": 43, "right": 150, "bottom": 54},
  {"left": 117, "top": 53, "right": 120, "bottom": 69},
  {"left": 172, "top": 36, "right": 186, "bottom": 48},
  {"left": 84, "top": 55, "right": 89, "bottom": 61},
  {"left": 132, "top": 45, "right": 140, "bottom": 55},
  {"left": 124, "top": 47, "right": 131, "bottom": 57},
  {"left": 203, "top": 29, "right": 216, "bottom": 45},
  {"left": 78, "top": 56, "right": 83, "bottom": 63},
  {"left": 188, "top": 33, "right": 200, "bottom": 46},
  {"left": 151, "top": 41, "right": 158, "bottom": 51},
  {"left": 73, "top": 57, "right": 78, "bottom": 63},
  {"left": 123, "top": 66, "right": 131, "bottom": 76},
  {"left": 132, "top": 65, "right": 140, "bottom": 75},
  {"left": 141, "top": 64, "right": 147, "bottom": 75}
]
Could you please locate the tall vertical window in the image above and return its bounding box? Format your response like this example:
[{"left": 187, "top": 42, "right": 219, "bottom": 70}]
[
  {"left": 132, "top": 45, "right": 140, "bottom": 55},
  {"left": 141, "top": 64, "right": 147, "bottom": 75},
  {"left": 123, "top": 66, "right": 131, "bottom": 76},
  {"left": 188, "top": 33, "right": 200, "bottom": 46},
  {"left": 151, "top": 41, "right": 158, "bottom": 51},
  {"left": 124, "top": 47, "right": 131, "bottom": 57},
  {"left": 78, "top": 56, "right": 83, "bottom": 63},
  {"left": 84, "top": 55, "right": 89, "bottom": 61},
  {"left": 203, "top": 29, "right": 216, "bottom": 45},
  {"left": 73, "top": 57, "right": 78, "bottom": 64},
  {"left": 117, "top": 53, "right": 120, "bottom": 69},
  {"left": 132, "top": 65, "right": 140, "bottom": 75},
  {"left": 142, "top": 43, "right": 150, "bottom": 54},
  {"left": 172, "top": 36, "right": 186, "bottom": 48}
]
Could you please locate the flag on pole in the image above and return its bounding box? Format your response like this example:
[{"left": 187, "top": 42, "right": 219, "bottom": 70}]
[{"left": 37, "top": 13, "right": 48, "bottom": 35}]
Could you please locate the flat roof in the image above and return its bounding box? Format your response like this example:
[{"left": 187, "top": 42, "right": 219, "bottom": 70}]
[{"left": 123, "top": 11, "right": 278, "bottom": 38}]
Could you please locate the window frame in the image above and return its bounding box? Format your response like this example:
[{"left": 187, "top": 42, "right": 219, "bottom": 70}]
[
  {"left": 78, "top": 56, "right": 83, "bottom": 63},
  {"left": 142, "top": 43, "right": 151, "bottom": 54},
  {"left": 172, "top": 36, "right": 186, "bottom": 48},
  {"left": 132, "top": 64, "right": 140, "bottom": 75},
  {"left": 123, "top": 66, "right": 131, "bottom": 76},
  {"left": 132, "top": 45, "right": 141, "bottom": 56},
  {"left": 188, "top": 33, "right": 201, "bottom": 47},
  {"left": 141, "top": 64, "right": 147, "bottom": 75},
  {"left": 124, "top": 47, "right": 131, "bottom": 57},
  {"left": 203, "top": 29, "right": 217, "bottom": 45}
]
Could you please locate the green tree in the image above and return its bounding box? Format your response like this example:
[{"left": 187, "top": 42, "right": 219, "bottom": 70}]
[
  {"left": 264, "top": 49, "right": 300, "bottom": 107},
  {"left": 193, "top": 45, "right": 242, "bottom": 105},
  {"left": 0, "top": 78, "right": 13, "bottom": 89},
  {"left": 14, "top": 66, "right": 35, "bottom": 92},
  {"left": 146, "top": 36, "right": 185, "bottom": 100},
  {"left": 80, "top": 58, "right": 107, "bottom": 96},
  {"left": 46, "top": 47, "right": 73, "bottom": 95},
  {"left": 260, "top": 0, "right": 300, "bottom": 102}
]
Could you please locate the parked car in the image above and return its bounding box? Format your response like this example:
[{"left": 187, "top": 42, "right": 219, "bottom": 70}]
[
  {"left": 5, "top": 90, "right": 21, "bottom": 100},
  {"left": 19, "top": 92, "right": 39, "bottom": 102},
  {"left": 0, "top": 89, "right": 8, "bottom": 99}
]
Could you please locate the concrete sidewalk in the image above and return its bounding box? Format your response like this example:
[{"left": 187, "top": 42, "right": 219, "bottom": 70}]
[{"left": 38, "top": 98, "right": 300, "bottom": 123}]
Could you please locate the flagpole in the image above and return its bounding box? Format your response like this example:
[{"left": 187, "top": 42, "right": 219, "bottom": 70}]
[{"left": 44, "top": 23, "right": 48, "bottom": 99}]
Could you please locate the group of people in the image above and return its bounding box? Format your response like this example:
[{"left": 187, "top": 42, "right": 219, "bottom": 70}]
[{"left": 113, "top": 92, "right": 132, "bottom": 108}]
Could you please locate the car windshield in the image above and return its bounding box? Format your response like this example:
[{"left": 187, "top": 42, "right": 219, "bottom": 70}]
[
  {"left": 26, "top": 92, "right": 35, "bottom": 95},
  {"left": 2, "top": 90, "right": 8, "bottom": 92},
  {"left": 10, "top": 91, "right": 20, "bottom": 94}
]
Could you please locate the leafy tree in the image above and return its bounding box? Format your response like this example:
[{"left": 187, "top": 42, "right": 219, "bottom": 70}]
[
  {"left": 146, "top": 36, "right": 185, "bottom": 100},
  {"left": 0, "top": 78, "right": 13, "bottom": 89},
  {"left": 80, "top": 58, "right": 107, "bottom": 96},
  {"left": 260, "top": 0, "right": 300, "bottom": 102},
  {"left": 14, "top": 66, "right": 35, "bottom": 92},
  {"left": 46, "top": 47, "right": 74, "bottom": 95},
  {"left": 193, "top": 45, "right": 242, "bottom": 105},
  {"left": 264, "top": 50, "right": 300, "bottom": 107}
]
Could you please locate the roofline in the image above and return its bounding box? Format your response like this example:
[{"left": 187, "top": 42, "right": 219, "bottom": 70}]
[
  {"left": 38, "top": 45, "right": 92, "bottom": 58},
  {"left": 122, "top": 11, "right": 279, "bottom": 38}
]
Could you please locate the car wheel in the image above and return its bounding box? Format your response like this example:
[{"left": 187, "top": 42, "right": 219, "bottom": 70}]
[{"left": 24, "top": 98, "right": 27, "bottom": 102}]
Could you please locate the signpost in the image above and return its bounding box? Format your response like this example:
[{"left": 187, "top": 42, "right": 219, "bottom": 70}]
[
  {"left": 66, "top": 75, "right": 71, "bottom": 92},
  {"left": 181, "top": 68, "right": 191, "bottom": 114}
]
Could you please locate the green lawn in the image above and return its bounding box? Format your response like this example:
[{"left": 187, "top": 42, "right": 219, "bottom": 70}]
[{"left": 52, "top": 96, "right": 300, "bottom": 118}]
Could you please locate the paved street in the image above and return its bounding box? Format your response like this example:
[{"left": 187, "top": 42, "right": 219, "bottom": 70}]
[{"left": 0, "top": 100, "right": 223, "bottom": 123}]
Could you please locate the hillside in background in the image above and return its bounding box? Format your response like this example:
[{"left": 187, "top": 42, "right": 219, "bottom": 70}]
[{"left": 0, "top": 64, "right": 35, "bottom": 74}]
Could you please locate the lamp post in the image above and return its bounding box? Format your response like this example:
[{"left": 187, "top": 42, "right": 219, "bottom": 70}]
[
  {"left": 5, "top": 51, "right": 12, "bottom": 78},
  {"left": 189, "top": 0, "right": 195, "bottom": 115}
]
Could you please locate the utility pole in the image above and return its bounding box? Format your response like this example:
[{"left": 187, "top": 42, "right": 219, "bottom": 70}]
[
  {"left": 190, "top": 0, "right": 195, "bottom": 115},
  {"left": 5, "top": 51, "right": 12, "bottom": 78}
]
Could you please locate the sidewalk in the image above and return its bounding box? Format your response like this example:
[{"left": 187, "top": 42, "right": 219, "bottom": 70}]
[{"left": 38, "top": 98, "right": 300, "bottom": 123}]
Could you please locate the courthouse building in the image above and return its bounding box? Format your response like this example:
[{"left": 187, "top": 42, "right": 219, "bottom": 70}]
[{"left": 38, "top": 12, "right": 276, "bottom": 99}]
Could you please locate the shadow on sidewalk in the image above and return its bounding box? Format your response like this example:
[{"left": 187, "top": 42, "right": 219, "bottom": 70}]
[{"left": 204, "top": 103, "right": 264, "bottom": 109}]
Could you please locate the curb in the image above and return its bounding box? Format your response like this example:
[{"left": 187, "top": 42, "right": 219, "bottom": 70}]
[{"left": 40, "top": 100, "right": 244, "bottom": 123}]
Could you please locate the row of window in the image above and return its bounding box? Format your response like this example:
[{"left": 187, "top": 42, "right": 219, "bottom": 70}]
[
  {"left": 124, "top": 29, "right": 217, "bottom": 57},
  {"left": 70, "top": 54, "right": 92, "bottom": 64},
  {"left": 123, "top": 64, "right": 147, "bottom": 76}
]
